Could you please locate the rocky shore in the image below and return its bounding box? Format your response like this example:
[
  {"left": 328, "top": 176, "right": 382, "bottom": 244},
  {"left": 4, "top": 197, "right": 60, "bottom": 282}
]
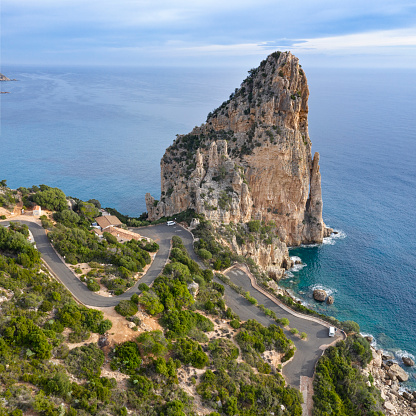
[{"left": 365, "top": 346, "right": 416, "bottom": 415}]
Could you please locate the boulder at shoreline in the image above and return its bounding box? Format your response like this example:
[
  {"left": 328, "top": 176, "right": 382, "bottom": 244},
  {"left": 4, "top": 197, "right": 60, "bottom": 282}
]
[
  {"left": 402, "top": 356, "right": 415, "bottom": 367},
  {"left": 313, "top": 289, "right": 327, "bottom": 302}
]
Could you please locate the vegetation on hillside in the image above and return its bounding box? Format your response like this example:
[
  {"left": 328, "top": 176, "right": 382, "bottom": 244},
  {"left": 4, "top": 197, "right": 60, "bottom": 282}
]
[
  {"left": 313, "top": 335, "right": 384, "bottom": 416},
  {"left": 0, "top": 185, "right": 386, "bottom": 416}
]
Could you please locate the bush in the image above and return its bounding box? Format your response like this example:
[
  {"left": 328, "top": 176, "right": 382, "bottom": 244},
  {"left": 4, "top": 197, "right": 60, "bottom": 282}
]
[
  {"left": 174, "top": 337, "right": 209, "bottom": 369},
  {"left": 282, "top": 348, "right": 295, "bottom": 362},
  {"left": 115, "top": 300, "right": 138, "bottom": 317},
  {"left": 111, "top": 341, "right": 142, "bottom": 374},
  {"left": 247, "top": 220, "right": 261, "bottom": 233},
  {"left": 32, "top": 186, "right": 67, "bottom": 211},
  {"left": 130, "top": 293, "right": 139, "bottom": 304},
  {"left": 313, "top": 335, "right": 383, "bottom": 415},
  {"left": 65, "top": 344, "right": 104, "bottom": 379},
  {"left": 137, "top": 330, "right": 167, "bottom": 357},
  {"left": 138, "top": 291, "right": 164, "bottom": 315},
  {"left": 87, "top": 280, "right": 100, "bottom": 292},
  {"left": 230, "top": 319, "right": 241, "bottom": 329},
  {"left": 39, "top": 300, "right": 53, "bottom": 312},
  {"left": 279, "top": 318, "right": 290, "bottom": 327},
  {"left": 138, "top": 282, "right": 150, "bottom": 292},
  {"left": 342, "top": 320, "right": 360, "bottom": 334},
  {"left": 98, "top": 319, "right": 113, "bottom": 335},
  {"left": 198, "top": 248, "right": 212, "bottom": 260},
  {"left": 103, "top": 232, "right": 118, "bottom": 244},
  {"left": 290, "top": 328, "right": 299, "bottom": 335}
]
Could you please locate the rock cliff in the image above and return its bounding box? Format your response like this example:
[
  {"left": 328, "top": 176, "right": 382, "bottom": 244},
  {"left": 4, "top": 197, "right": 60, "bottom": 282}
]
[
  {"left": 0, "top": 73, "right": 10, "bottom": 81},
  {"left": 146, "top": 51, "right": 331, "bottom": 247}
]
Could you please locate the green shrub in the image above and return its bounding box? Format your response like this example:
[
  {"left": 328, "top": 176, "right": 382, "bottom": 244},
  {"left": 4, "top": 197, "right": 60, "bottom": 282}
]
[
  {"left": 65, "top": 344, "right": 104, "bottom": 379},
  {"left": 138, "top": 282, "right": 150, "bottom": 292},
  {"left": 39, "top": 300, "right": 53, "bottom": 312},
  {"left": 98, "top": 319, "right": 112, "bottom": 335},
  {"left": 279, "top": 317, "right": 290, "bottom": 327},
  {"left": 130, "top": 293, "right": 139, "bottom": 304},
  {"left": 230, "top": 319, "right": 241, "bottom": 329},
  {"left": 138, "top": 291, "right": 164, "bottom": 315},
  {"left": 137, "top": 330, "right": 167, "bottom": 357},
  {"left": 313, "top": 335, "right": 383, "bottom": 415},
  {"left": 115, "top": 300, "right": 138, "bottom": 317},
  {"left": 282, "top": 348, "right": 295, "bottom": 362},
  {"left": 111, "top": 341, "right": 142, "bottom": 374},
  {"left": 174, "top": 337, "right": 209, "bottom": 369},
  {"left": 198, "top": 248, "right": 212, "bottom": 260},
  {"left": 87, "top": 280, "right": 100, "bottom": 292},
  {"left": 342, "top": 320, "right": 360, "bottom": 334}
]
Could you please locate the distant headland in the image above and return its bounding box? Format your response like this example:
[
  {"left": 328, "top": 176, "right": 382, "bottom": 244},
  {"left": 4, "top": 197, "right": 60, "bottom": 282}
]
[{"left": 0, "top": 72, "right": 17, "bottom": 93}]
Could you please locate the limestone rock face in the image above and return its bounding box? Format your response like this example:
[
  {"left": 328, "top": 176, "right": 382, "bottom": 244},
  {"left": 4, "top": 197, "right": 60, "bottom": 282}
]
[{"left": 146, "top": 51, "right": 330, "bottom": 247}]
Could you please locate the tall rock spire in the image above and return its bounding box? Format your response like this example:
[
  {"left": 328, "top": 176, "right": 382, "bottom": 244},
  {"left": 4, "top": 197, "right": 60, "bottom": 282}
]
[{"left": 146, "top": 51, "right": 331, "bottom": 246}]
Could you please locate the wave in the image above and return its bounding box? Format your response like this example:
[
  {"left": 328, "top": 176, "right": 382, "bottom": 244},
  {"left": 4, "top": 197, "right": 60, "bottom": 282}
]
[
  {"left": 323, "top": 229, "right": 347, "bottom": 246},
  {"left": 360, "top": 332, "right": 378, "bottom": 348},
  {"left": 395, "top": 350, "right": 415, "bottom": 361},
  {"left": 283, "top": 271, "right": 294, "bottom": 278},
  {"left": 284, "top": 288, "right": 309, "bottom": 307},
  {"left": 309, "top": 284, "right": 337, "bottom": 296},
  {"left": 289, "top": 256, "right": 307, "bottom": 272}
]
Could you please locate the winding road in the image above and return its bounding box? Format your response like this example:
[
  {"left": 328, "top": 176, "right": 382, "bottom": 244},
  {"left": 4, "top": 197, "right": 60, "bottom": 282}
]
[{"left": 1, "top": 218, "right": 342, "bottom": 394}]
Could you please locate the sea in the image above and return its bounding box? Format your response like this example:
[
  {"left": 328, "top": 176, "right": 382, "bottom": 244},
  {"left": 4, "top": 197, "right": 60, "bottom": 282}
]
[{"left": 1, "top": 64, "right": 415, "bottom": 387}]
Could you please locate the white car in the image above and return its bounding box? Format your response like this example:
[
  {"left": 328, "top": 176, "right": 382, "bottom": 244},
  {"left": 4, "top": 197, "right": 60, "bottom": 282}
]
[
  {"left": 167, "top": 221, "right": 176, "bottom": 226},
  {"left": 329, "top": 327, "right": 336, "bottom": 337}
]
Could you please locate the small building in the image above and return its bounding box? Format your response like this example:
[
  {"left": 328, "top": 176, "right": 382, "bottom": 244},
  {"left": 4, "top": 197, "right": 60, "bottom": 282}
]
[
  {"left": 94, "top": 215, "right": 122, "bottom": 231},
  {"left": 93, "top": 228, "right": 104, "bottom": 239},
  {"left": 33, "top": 205, "right": 42, "bottom": 216}
]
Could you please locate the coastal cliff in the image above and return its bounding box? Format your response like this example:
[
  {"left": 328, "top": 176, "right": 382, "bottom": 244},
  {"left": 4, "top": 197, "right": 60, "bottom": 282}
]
[
  {"left": 0, "top": 73, "right": 11, "bottom": 81},
  {"left": 146, "top": 51, "right": 331, "bottom": 251}
]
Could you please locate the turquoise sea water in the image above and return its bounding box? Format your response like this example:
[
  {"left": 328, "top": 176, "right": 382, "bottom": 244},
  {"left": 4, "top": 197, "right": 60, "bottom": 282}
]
[{"left": 1, "top": 64, "right": 415, "bottom": 386}]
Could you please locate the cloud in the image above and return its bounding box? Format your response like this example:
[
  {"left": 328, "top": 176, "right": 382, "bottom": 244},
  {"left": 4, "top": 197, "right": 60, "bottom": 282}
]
[{"left": 287, "top": 27, "right": 416, "bottom": 52}]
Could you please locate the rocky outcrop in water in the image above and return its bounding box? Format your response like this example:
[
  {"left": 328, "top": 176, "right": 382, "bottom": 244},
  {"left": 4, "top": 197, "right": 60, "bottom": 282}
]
[
  {"left": 0, "top": 73, "right": 11, "bottom": 81},
  {"left": 146, "top": 51, "right": 331, "bottom": 248}
]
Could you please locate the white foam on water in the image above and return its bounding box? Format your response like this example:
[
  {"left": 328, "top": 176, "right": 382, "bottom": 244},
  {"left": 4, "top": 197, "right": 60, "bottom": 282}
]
[
  {"left": 283, "top": 271, "right": 294, "bottom": 279},
  {"left": 360, "top": 332, "right": 378, "bottom": 348},
  {"left": 323, "top": 229, "right": 347, "bottom": 246},
  {"left": 395, "top": 350, "right": 415, "bottom": 361},
  {"left": 289, "top": 256, "right": 307, "bottom": 272},
  {"left": 310, "top": 283, "right": 337, "bottom": 296}
]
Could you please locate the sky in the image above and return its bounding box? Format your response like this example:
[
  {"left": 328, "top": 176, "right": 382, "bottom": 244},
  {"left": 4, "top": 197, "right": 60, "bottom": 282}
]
[{"left": 1, "top": 0, "right": 416, "bottom": 68}]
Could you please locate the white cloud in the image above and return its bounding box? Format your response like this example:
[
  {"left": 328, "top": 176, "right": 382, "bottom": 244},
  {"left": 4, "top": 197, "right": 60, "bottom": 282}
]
[{"left": 286, "top": 27, "right": 416, "bottom": 53}]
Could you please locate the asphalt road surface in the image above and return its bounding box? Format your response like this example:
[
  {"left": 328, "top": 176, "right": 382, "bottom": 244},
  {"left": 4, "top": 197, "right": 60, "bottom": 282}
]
[
  {"left": 224, "top": 268, "right": 342, "bottom": 387},
  {"left": 1, "top": 219, "right": 342, "bottom": 387}
]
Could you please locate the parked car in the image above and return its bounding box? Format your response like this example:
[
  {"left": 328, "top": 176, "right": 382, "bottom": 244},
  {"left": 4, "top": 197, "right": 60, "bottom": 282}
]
[
  {"left": 167, "top": 221, "right": 176, "bottom": 226},
  {"left": 329, "top": 327, "right": 336, "bottom": 337}
]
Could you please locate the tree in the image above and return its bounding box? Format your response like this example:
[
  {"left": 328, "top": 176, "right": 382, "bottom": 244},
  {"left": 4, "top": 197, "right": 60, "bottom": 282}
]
[
  {"left": 198, "top": 248, "right": 212, "bottom": 260},
  {"left": 32, "top": 186, "right": 67, "bottom": 211},
  {"left": 137, "top": 330, "right": 167, "bottom": 357},
  {"left": 111, "top": 341, "right": 142, "bottom": 374},
  {"left": 115, "top": 300, "right": 138, "bottom": 317},
  {"left": 139, "top": 291, "right": 164, "bottom": 315}
]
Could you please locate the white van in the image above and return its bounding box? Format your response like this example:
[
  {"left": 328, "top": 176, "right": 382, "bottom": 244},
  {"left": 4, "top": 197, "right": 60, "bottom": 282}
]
[
  {"left": 329, "top": 327, "right": 336, "bottom": 337},
  {"left": 167, "top": 221, "right": 176, "bottom": 226}
]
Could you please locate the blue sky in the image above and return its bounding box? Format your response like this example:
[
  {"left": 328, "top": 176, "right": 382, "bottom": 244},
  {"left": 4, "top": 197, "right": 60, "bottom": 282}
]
[{"left": 2, "top": 0, "right": 416, "bottom": 68}]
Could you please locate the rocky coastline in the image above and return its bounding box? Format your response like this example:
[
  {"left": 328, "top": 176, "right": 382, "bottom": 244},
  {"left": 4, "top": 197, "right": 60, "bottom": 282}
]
[{"left": 366, "top": 345, "right": 416, "bottom": 415}]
